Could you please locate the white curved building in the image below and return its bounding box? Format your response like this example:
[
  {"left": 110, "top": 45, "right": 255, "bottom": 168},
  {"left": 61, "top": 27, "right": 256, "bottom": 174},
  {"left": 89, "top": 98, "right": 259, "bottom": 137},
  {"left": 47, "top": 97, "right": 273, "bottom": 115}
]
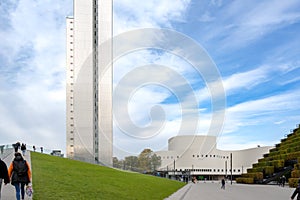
[{"left": 155, "top": 135, "right": 272, "bottom": 180}]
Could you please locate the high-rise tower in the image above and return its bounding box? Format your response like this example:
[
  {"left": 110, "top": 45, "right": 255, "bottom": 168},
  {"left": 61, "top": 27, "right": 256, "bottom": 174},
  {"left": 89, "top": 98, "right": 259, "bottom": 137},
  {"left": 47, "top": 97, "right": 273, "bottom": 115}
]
[{"left": 66, "top": 0, "right": 113, "bottom": 166}]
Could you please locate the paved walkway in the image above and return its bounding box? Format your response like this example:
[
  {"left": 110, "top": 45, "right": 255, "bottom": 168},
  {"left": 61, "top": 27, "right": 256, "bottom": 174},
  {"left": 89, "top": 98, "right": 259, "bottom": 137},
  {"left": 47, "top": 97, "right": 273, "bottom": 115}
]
[
  {"left": 1, "top": 149, "right": 32, "bottom": 200},
  {"left": 165, "top": 181, "right": 296, "bottom": 200}
]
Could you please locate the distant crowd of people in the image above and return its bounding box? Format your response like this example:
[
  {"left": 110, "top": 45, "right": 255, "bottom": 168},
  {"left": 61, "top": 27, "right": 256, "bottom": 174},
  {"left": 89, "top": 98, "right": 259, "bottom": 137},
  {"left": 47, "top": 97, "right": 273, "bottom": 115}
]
[{"left": 12, "top": 142, "right": 44, "bottom": 155}]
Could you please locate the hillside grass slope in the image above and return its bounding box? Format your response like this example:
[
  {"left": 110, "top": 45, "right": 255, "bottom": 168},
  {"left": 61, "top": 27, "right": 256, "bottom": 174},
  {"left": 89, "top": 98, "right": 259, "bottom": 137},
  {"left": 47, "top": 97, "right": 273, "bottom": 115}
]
[{"left": 31, "top": 152, "right": 184, "bottom": 200}]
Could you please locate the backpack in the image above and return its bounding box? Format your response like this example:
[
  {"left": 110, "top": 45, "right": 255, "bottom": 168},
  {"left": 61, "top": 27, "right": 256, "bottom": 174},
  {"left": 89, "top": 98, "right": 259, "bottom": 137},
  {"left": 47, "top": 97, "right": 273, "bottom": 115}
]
[{"left": 13, "top": 160, "right": 28, "bottom": 177}]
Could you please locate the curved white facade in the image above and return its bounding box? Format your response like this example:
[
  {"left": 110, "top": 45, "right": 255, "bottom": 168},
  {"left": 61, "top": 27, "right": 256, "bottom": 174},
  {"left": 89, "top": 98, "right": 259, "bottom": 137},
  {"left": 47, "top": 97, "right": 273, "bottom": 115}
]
[{"left": 156, "top": 135, "right": 272, "bottom": 177}]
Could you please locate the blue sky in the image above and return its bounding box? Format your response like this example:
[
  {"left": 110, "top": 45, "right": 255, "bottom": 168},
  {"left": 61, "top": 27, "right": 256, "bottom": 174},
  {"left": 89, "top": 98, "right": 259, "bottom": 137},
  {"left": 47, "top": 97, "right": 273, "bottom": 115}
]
[{"left": 1, "top": 0, "right": 300, "bottom": 158}]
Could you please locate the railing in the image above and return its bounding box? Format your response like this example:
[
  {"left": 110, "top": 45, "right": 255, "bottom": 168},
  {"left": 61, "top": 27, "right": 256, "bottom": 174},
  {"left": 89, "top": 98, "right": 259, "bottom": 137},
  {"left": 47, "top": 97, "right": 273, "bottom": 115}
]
[
  {"left": 262, "top": 165, "right": 293, "bottom": 184},
  {"left": 0, "top": 145, "right": 14, "bottom": 160},
  {"left": 0, "top": 143, "right": 63, "bottom": 158}
]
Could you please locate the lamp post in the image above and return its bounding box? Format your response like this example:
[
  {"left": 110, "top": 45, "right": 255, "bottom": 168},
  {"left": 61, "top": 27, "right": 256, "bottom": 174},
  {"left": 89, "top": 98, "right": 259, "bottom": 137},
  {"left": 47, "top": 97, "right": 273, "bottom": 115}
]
[
  {"left": 230, "top": 153, "right": 232, "bottom": 185},
  {"left": 174, "top": 159, "right": 176, "bottom": 179},
  {"left": 225, "top": 160, "right": 227, "bottom": 178},
  {"left": 191, "top": 164, "right": 194, "bottom": 182}
]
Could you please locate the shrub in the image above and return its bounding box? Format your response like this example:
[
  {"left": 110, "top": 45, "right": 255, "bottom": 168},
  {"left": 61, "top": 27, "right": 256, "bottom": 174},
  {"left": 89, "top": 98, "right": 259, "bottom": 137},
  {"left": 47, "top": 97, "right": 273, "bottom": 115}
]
[
  {"left": 291, "top": 170, "right": 300, "bottom": 178},
  {"left": 289, "top": 178, "right": 299, "bottom": 188},
  {"left": 236, "top": 177, "right": 254, "bottom": 184},
  {"left": 287, "top": 152, "right": 300, "bottom": 161},
  {"left": 271, "top": 160, "right": 284, "bottom": 169},
  {"left": 242, "top": 172, "right": 263, "bottom": 182},
  {"left": 264, "top": 166, "right": 274, "bottom": 176}
]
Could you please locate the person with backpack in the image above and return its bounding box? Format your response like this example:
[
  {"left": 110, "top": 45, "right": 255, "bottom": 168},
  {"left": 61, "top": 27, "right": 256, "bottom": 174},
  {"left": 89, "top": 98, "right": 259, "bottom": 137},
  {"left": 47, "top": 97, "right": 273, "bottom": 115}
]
[
  {"left": 8, "top": 152, "right": 31, "bottom": 200},
  {"left": 0, "top": 158, "right": 10, "bottom": 200}
]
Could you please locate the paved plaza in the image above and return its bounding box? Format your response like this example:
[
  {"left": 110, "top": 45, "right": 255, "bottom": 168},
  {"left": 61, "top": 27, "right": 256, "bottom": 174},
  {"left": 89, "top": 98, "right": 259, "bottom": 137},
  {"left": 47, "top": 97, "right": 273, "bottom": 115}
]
[{"left": 166, "top": 181, "right": 295, "bottom": 200}]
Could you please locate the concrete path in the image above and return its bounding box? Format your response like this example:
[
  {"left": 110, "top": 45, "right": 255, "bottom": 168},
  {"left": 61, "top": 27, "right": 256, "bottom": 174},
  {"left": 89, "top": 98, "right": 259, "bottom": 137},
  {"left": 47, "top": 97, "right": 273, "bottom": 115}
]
[
  {"left": 165, "top": 181, "right": 296, "bottom": 200},
  {"left": 1, "top": 149, "right": 32, "bottom": 200}
]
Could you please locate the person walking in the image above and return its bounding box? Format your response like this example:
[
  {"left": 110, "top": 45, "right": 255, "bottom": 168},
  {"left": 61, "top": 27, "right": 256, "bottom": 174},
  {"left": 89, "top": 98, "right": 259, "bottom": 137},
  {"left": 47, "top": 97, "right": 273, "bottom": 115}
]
[
  {"left": 221, "top": 178, "right": 226, "bottom": 190},
  {"left": 0, "top": 158, "right": 10, "bottom": 200},
  {"left": 8, "top": 152, "right": 31, "bottom": 200},
  {"left": 20, "top": 144, "right": 26, "bottom": 157},
  {"left": 291, "top": 179, "right": 300, "bottom": 200},
  {"left": 282, "top": 175, "right": 286, "bottom": 187}
]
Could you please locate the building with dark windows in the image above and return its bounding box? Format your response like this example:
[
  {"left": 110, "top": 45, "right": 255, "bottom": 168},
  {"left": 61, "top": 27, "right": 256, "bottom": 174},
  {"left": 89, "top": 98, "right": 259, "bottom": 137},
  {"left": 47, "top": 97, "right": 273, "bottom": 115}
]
[{"left": 66, "top": 0, "right": 113, "bottom": 166}]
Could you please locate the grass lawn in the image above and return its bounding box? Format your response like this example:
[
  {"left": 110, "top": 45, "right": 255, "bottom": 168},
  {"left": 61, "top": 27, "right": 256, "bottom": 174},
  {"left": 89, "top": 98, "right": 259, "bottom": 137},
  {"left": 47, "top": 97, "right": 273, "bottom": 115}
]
[{"left": 31, "top": 152, "right": 185, "bottom": 200}]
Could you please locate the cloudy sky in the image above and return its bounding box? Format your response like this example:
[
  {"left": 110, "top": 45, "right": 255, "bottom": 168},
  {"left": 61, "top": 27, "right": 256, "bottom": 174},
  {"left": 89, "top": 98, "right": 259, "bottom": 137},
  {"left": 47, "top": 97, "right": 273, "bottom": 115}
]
[{"left": 1, "top": 0, "right": 300, "bottom": 158}]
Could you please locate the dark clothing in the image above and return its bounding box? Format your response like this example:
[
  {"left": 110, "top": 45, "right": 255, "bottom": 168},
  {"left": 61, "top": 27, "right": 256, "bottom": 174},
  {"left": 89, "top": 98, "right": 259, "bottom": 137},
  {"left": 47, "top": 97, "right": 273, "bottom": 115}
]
[
  {"left": 13, "top": 144, "right": 18, "bottom": 153},
  {"left": 20, "top": 144, "right": 26, "bottom": 151},
  {"left": 8, "top": 155, "right": 30, "bottom": 185},
  {"left": 291, "top": 185, "right": 300, "bottom": 200},
  {"left": 0, "top": 159, "right": 9, "bottom": 184},
  {"left": 221, "top": 179, "right": 225, "bottom": 189}
]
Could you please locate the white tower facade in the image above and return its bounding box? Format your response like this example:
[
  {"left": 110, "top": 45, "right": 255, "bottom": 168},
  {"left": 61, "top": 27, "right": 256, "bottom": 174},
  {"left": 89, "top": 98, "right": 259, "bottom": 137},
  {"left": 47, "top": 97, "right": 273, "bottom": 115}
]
[{"left": 66, "top": 0, "right": 113, "bottom": 166}]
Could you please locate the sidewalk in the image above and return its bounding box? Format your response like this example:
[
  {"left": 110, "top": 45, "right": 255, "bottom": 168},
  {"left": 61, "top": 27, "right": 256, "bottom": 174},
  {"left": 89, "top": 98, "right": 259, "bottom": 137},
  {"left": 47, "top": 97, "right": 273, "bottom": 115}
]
[
  {"left": 165, "top": 181, "right": 295, "bottom": 200},
  {"left": 1, "top": 149, "right": 32, "bottom": 200}
]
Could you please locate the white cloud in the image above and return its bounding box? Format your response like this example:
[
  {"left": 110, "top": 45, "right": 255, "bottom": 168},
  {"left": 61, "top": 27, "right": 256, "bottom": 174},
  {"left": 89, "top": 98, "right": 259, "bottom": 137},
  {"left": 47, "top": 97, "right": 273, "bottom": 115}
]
[
  {"left": 114, "top": 0, "right": 190, "bottom": 34},
  {"left": 0, "top": 0, "right": 72, "bottom": 151},
  {"left": 222, "top": 90, "right": 300, "bottom": 135}
]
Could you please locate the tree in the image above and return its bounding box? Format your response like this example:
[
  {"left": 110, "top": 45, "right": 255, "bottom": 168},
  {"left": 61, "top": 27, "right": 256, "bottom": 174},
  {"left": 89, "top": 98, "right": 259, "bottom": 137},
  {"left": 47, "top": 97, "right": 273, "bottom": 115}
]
[
  {"left": 113, "top": 157, "right": 123, "bottom": 169},
  {"left": 138, "top": 149, "right": 161, "bottom": 173},
  {"left": 138, "top": 149, "right": 152, "bottom": 172},
  {"left": 124, "top": 156, "right": 139, "bottom": 171},
  {"left": 151, "top": 153, "right": 161, "bottom": 171}
]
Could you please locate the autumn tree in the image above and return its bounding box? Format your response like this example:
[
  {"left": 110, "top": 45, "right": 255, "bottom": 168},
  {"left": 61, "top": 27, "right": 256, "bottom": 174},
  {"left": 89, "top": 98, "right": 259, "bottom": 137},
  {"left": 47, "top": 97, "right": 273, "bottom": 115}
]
[{"left": 138, "top": 149, "right": 161, "bottom": 172}]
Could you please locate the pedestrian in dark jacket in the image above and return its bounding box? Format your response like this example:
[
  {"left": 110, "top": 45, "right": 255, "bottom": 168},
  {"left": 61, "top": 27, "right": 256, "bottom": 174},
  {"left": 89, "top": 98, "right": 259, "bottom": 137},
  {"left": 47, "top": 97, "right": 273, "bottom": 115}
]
[
  {"left": 20, "top": 144, "right": 26, "bottom": 156},
  {"left": 8, "top": 153, "right": 31, "bottom": 200},
  {"left": 0, "top": 158, "right": 10, "bottom": 199},
  {"left": 221, "top": 178, "right": 226, "bottom": 190},
  {"left": 291, "top": 179, "right": 300, "bottom": 200}
]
